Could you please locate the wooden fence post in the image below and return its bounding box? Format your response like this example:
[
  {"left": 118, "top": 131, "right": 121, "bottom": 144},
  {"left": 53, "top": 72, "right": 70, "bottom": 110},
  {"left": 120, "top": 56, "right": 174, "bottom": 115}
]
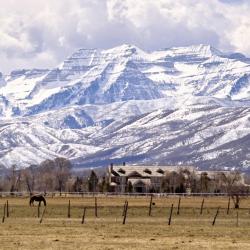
[
  {"left": 200, "top": 198, "right": 204, "bottom": 215},
  {"left": 168, "top": 204, "right": 174, "bottom": 225},
  {"left": 177, "top": 197, "right": 181, "bottom": 215},
  {"left": 6, "top": 200, "right": 9, "bottom": 218},
  {"left": 81, "top": 207, "right": 87, "bottom": 224},
  {"left": 2, "top": 203, "right": 6, "bottom": 223},
  {"left": 122, "top": 200, "right": 127, "bottom": 217},
  {"left": 95, "top": 197, "right": 98, "bottom": 217},
  {"left": 39, "top": 207, "right": 46, "bottom": 224},
  {"left": 212, "top": 207, "right": 220, "bottom": 226},
  {"left": 122, "top": 201, "right": 128, "bottom": 225},
  {"left": 68, "top": 200, "right": 71, "bottom": 218},
  {"left": 148, "top": 195, "right": 153, "bottom": 216},
  {"left": 227, "top": 197, "right": 230, "bottom": 215}
]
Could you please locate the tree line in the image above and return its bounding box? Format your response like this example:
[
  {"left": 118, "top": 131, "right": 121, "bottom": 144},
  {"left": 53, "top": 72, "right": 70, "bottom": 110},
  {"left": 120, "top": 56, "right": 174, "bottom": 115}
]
[
  {"left": 0, "top": 157, "right": 108, "bottom": 194},
  {"left": 0, "top": 158, "right": 249, "bottom": 209},
  {"left": 0, "top": 158, "right": 72, "bottom": 194}
]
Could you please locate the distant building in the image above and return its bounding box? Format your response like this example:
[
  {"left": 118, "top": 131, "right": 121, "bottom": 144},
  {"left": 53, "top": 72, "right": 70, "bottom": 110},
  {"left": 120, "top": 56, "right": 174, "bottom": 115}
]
[
  {"left": 107, "top": 164, "right": 247, "bottom": 194},
  {"left": 107, "top": 164, "right": 195, "bottom": 193}
]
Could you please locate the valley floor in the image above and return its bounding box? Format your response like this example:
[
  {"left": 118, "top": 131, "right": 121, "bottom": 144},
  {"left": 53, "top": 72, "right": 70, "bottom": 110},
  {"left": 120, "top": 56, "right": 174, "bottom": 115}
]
[{"left": 0, "top": 196, "right": 250, "bottom": 249}]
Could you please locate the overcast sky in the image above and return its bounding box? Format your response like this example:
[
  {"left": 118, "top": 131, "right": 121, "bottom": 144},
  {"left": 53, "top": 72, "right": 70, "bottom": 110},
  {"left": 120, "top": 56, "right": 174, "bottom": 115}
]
[{"left": 0, "top": 0, "right": 250, "bottom": 73}]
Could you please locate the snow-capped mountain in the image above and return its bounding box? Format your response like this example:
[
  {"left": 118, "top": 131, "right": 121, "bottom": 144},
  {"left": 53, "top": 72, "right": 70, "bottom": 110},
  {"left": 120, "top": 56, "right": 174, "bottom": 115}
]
[{"left": 0, "top": 44, "right": 250, "bottom": 170}]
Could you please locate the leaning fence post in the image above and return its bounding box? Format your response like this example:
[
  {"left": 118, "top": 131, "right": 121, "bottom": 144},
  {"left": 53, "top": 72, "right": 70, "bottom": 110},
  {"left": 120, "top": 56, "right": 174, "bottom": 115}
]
[
  {"left": 122, "top": 201, "right": 128, "bottom": 224},
  {"left": 2, "top": 203, "right": 6, "bottom": 223},
  {"left": 200, "top": 198, "right": 204, "bottom": 215},
  {"left": 168, "top": 204, "right": 174, "bottom": 225},
  {"left": 95, "top": 197, "right": 98, "bottom": 217},
  {"left": 39, "top": 207, "right": 46, "bottom": 224},
  {"left": 68, "top": 200, "right": 71, "bottom": 218},
  {"left": 177, "top": 197, "right": 181, "bottom": 215},
  {"left": 212, "top": 207, "right": 220, "bottom": 226},
  {"left": 148, "top": 195, "right": 153, "bottom": 216},
  {"left": 81, "top": 207, "right": 87, "bottom": 224},
  {"left": 122, "top": 200, "right": 127, "bottom": 217},
  {"left": 227, "top": 197, "right": 230, "bottom": 215}
]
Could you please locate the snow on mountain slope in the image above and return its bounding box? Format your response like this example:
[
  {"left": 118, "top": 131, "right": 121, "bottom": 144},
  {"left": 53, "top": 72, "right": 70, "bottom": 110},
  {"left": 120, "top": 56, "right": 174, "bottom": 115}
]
[
  {"left": 1, "top": 44, "right": 250, "bottom": 117},
  {"left": 1, "top": 44, "right": 250, "bottom": 170},
  {"left": 0, "top": 99, "right": 169, "bottom": 167},
  {"left": 0, "top": 100, "right": 250, "bottom": 170},
  {"left": 72, "top": 104, "right": 250, "bottom": 170}
]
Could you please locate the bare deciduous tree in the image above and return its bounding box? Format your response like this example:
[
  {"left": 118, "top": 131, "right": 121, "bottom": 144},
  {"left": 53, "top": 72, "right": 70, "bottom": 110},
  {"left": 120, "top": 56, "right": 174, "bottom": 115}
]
[
  {"left": 22, "top": 165, "right": 37, "bottom": 195},
  {"left": 7, "top": 165, "right": 21, "bottom": 193},
  {"left": 220, "top": 171, "right": 243, "bottom": 208},
  {"left": 200, "top": 172, "right": 211, "bottom": 193},
  {"left": 54, "top": 157, "right": 72, "bottom": 195},
  {"left": 38, "top": 159, "right": 57, "bottom": 193}
]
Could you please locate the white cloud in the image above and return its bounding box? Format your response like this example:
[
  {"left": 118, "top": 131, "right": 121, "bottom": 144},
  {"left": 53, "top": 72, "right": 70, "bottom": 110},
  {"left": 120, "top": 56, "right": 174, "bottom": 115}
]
[{"left": 0, "top": 0, "right": 250, "bottom": 73}]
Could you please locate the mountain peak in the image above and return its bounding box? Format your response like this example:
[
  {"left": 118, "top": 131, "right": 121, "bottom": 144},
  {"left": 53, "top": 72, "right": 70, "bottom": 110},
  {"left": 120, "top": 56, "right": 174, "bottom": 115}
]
[
  {"left": 105, "top": 44, "right": 142, "bottom": 56},
  {"left": 1, "top": 44, "right": 250, "bottom": 118},
  {"left": 113, "top": 43, "right": 139, "bottom": 50},
  {"left": 163, "top": 44, "right": 223, "bottom": 57}
]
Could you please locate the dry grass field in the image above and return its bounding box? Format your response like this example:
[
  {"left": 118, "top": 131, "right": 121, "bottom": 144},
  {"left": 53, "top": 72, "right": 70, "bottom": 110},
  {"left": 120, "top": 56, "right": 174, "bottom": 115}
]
[{"left": 1, "top": 195, "right": 250, "bottom": 250}]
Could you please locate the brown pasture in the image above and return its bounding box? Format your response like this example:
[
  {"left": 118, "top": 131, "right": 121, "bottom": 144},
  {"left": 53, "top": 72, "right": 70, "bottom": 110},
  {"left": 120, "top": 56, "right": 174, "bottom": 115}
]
[{"left": 0, "top": 195, "right": 250, "bottom": 249}]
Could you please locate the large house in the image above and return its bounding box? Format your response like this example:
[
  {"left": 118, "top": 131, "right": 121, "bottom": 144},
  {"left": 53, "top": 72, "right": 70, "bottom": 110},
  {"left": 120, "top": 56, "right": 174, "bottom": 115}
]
[
  {"left": 107, "top": 164, "right": 195, "bottom": 193},
  {"left": 107, "top": 164, "right": 247, "bottom": 194}
]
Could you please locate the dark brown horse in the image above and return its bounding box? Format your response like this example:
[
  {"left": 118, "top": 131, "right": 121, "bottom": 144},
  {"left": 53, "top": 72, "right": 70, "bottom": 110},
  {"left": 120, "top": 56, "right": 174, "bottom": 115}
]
[{"left": 29, "top": 195, "right": 46, "bottom": 206}]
